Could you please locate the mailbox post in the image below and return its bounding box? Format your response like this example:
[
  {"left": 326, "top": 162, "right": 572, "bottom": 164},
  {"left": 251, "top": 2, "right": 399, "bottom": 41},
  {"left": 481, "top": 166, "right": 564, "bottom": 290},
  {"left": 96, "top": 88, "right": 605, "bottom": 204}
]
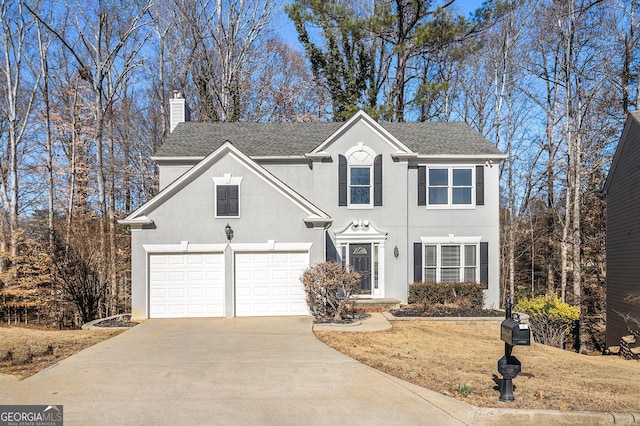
[{"left": 498, "top": 295, "right": 530, "bottom": 402}]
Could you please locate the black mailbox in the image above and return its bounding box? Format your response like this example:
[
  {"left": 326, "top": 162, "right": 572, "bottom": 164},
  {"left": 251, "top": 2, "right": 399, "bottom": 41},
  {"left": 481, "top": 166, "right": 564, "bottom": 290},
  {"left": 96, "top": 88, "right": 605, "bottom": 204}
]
[{"left": 500, "top": 318, "right": 531, "bottom": 346}]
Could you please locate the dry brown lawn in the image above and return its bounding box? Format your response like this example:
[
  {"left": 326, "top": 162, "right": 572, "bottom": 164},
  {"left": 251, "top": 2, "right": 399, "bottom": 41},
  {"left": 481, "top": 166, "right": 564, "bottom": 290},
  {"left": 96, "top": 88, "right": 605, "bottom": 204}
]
[
  {"left": 315, "top": 321, "right": 640, "bottom": 413},
  {"left": 0, "top": 326, "right": 125, "bottom": 379}
]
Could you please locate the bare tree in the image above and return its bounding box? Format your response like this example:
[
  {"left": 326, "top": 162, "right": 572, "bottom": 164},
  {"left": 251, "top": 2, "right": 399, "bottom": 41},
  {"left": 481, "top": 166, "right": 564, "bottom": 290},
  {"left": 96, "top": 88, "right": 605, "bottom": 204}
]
[
  {"left": 0, "top": 0, "right": 41, "bottom": 257},
  {"left": 172, "top": 0, "right": 276, "bottom": 122},
  {"left": 28, "top": 0, "right": 154, "bottom": 315}
]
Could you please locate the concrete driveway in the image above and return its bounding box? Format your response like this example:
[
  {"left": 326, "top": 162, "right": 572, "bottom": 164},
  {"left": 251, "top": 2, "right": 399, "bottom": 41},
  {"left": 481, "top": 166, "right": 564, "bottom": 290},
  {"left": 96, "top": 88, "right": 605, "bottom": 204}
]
[{"left": 3, "top": 317, "right": 474, "bottom": 425}]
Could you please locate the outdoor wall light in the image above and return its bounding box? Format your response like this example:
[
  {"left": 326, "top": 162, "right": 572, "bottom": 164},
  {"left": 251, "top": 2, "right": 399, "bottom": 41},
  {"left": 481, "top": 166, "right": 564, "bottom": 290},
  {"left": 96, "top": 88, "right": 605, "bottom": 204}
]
[
  {"left": 394, "top": 245, "right": 399, "bottom": 258},
  {"left": 225, "top": 223, "right": 234, "bottom": 241}
]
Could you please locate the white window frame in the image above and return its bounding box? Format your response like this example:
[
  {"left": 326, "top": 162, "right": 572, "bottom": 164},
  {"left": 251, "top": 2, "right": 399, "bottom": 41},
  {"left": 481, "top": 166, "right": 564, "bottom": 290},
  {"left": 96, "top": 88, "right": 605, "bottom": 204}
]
[
  {"left": 426, "top": 165, "right": 475, "bottom": 209},
  {"left": 212, "top": 174, "right": 243, "bottom": 218},
  {"left": 345, "top": 143, "right": 376, "bottom": 209},
  {"left": 421, "top": 236, "right": 481, "bottom": 283}
]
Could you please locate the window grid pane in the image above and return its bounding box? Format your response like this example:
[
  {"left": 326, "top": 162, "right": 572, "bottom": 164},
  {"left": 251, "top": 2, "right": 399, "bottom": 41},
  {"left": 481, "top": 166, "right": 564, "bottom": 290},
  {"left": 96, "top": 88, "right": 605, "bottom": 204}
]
[
  {"left": 424, "top": 268, "right": 436, "bottom": 282},
  {"left": 441, "top": 246, "right": 460, "bottom": 267},
  {"left": 429, "top": 188, "right": 448, "bottom": 204},
  {"left": 464, "top": 268, "right": 476, "bottom": 282},
  {"left": 452, "top": 188, "right": 471, "bottom": 204},
  {"left": 428, "top": 169, "right": 448, "bottom": 205},
  {"left": 425, "top": 245, "right": 437, "bottom": 267},
  {"left": 464, "top": 245, "right": 477, "bottom": 267},
  {"left": 351, "top": 187, "right": 370, "bottom": 204},
  {"left": 453, "top": 169, "right": 472, "bottom": 186},
  {"left": 350, "top": 167, "right": 370, "bottom": 185},
  {"left": 441, "top": 268, "right": 460, "bottom": 282},
  {"left": 429, "top": 169, "right": 448, "bottom": 186}
]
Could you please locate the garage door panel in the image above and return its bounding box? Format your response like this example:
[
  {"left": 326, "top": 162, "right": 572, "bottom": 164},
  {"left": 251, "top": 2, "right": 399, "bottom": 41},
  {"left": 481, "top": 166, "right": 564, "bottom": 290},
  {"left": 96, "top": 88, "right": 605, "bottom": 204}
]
[
  {"left": 235, "top": 251, "right": 309, "bottom": 317},
  {"left": 149, "top": 252, "right": 224, "bottom": 318},
  {"left": 271, "top": 286, "right": 289, "bottom": 296},
  {"left": 187, "top": 271, "right": 204, "bottom": 280},
  {"left": 169, "top": 288, "right": 185, "bottom": 297},
  {"left": 168, "top": 271, "right": 185, "bottom": 281}
]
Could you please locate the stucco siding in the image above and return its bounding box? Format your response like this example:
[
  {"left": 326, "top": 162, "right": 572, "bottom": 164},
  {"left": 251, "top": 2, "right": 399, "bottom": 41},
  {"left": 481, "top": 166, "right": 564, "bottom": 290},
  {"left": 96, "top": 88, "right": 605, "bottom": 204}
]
[
  {"left": 129, "top": 153, "right": 325, "bottom": 320},
  {"left": 126, "top": 111, "right": 505, "bottom": 317}
]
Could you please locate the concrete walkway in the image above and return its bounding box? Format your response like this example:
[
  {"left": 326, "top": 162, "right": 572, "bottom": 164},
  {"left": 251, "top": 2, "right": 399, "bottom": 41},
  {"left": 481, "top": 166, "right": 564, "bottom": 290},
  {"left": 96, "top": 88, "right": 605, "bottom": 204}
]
[{"left": 4, "top": 317, "right": 473, "bottom": 425}]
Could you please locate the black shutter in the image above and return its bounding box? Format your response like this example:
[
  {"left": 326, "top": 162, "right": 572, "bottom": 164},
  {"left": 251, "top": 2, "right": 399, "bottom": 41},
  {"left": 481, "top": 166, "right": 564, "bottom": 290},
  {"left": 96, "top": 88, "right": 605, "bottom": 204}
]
[
  {"left": 217, "top": 185, "right": 238, "bottom": 216},
  {"left": 228, "top": 185, "right": 239, "bottom": 216},
  {"left": 374, "top": 154, "right": 382, "bottom": 206},
  {"left": 217, "top": 186, "right": 228, "bottom": 216},
  {"left": 339, "top": 155, "right": 347, "bottom": 206},
  {"left": 325, "top": 231, "right": 339, "bottom": 261},
  {"left": 413, "top": 243, "right": 422, "bottom": 283},
  {"left": 480, "top": 242, "right": 488, "bottom": 289},
  {"left": 418, "top": 166, "right": 426, "bottom": 206},
  {"left": 476, "top": 165, "right": 484, "bottom": 206}
]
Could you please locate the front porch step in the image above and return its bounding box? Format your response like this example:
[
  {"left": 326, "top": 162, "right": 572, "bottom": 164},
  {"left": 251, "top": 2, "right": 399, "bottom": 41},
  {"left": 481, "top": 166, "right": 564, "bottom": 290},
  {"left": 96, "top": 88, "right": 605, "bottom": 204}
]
[{"left": 353, "top": 298, "right": 401, "bottom": 312}]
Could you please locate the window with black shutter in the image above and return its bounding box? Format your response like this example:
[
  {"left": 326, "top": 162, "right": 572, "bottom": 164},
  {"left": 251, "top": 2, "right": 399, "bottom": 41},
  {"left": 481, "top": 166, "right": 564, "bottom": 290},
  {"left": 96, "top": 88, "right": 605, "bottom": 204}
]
[{"left": 216, "top": 185, "right": 239, "bottom": 217}]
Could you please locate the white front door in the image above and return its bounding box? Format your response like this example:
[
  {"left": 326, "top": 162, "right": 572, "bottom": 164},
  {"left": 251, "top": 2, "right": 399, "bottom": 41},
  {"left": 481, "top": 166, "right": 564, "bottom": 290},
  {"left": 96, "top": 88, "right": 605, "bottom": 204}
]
[
  {"left": 235, "top": 251, "right": 309, "bottom": 316},
  {"left": 149, "top": 253, "right": 225, "bottom": 318}
]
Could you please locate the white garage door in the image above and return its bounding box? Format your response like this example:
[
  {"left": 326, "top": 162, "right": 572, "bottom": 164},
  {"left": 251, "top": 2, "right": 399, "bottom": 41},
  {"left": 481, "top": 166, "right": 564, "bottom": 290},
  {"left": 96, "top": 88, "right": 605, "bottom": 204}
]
[
  {"left": 235, "top": 251, "right": 309, "bottom": 316},
  {"left": 149, "top": 253, "right": 225, "bottom": 318}
]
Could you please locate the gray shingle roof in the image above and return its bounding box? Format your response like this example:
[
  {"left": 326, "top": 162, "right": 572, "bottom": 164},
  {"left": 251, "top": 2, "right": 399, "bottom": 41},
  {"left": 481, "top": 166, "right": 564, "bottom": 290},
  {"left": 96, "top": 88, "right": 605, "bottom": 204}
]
[{"left": 156, "top": 121, "right": 504, "bottom": 158}]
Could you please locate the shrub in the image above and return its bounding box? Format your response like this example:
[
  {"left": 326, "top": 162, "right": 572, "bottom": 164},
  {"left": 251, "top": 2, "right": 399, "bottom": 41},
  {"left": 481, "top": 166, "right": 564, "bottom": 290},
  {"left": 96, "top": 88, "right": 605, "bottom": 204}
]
[
  {"left": 515, "top": 294, "right": 580, "bottom": 348},
  {"left": 408, "top": 282, "right": 484, "bottom": 309},
  {"left": 301, "top": 261, "right": 361, "bottom": 321}
]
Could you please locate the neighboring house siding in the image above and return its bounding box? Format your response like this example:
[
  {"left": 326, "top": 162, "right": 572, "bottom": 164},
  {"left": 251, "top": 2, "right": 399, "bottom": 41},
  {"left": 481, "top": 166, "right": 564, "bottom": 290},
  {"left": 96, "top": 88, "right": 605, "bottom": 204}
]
[{"left": 606, "top": 115, "right": 640, "bottom": 348}]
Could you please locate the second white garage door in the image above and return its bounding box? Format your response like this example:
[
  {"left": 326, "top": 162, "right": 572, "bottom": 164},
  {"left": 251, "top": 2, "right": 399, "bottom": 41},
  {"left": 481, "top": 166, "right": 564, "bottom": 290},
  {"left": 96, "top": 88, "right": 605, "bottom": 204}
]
[{"left": 235, "top": 251, "right": 309, "bottom": 316}]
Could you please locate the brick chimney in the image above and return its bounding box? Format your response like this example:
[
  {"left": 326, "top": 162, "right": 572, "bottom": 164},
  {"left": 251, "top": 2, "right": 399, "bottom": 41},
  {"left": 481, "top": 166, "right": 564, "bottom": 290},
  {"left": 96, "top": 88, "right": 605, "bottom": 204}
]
[{"left": 169, "top": 90, "right": 190, "bottom": 133}]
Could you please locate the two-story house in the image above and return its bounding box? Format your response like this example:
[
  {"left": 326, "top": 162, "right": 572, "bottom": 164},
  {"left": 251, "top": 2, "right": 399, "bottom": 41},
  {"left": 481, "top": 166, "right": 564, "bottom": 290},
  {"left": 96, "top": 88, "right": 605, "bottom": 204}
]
[{"left": 120, "top": 94, "right": 506, "bottom": 320}]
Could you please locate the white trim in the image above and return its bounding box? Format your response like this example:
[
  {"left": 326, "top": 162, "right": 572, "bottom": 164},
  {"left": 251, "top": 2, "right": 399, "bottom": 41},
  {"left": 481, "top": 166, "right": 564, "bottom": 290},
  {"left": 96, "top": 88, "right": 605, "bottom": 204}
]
[
  {"left": 305, "top": 152, "right": 331, "bottom": 160},
  {"left": 118, "top": 215, "right": 153, "bottom": 229},
  {"left": 333, "top": 220, "right": 387, "bottom": 297},
  {"left": 143, "top": 243, "right": 227, "bottom": 253},
  {"left": 153, "top": 156, "right": 204, "bottom": 162},
  {"left": 230, "top": 242, "right": 313, "bottom": 252},
  {"left": 415, "top": 154, "right": 507, "bottom": 160},
  {"left": 334, "top": 219, "right": 388, "bottom": 243},
  {"left": 212, "top": 175, "right": 243, "bottom": 218},
  {"left": 121, "top": 142, "right": 331, "bottom": 225},
  {"left": 421, "top": 236, "right": 482, "bottom": 244},
  {"left": 309, "top": 110, "right": 414, "bottom": 156},
  {"left": 303, "top": 215, "right": 334, "bottom": 228}
]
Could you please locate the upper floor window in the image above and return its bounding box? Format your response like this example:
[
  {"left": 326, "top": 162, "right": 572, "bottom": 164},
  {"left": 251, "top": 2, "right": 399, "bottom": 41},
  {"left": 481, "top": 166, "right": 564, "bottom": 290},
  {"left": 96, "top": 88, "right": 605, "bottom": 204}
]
[
  {"left": 213, "top": 174, "right": 243, "bottom": 218},
  {"left": 339, "top": 144, "right": 382, "bottom": 208},
  {"left": 350, "top": 166, "right": 371, "bottom": 205}
]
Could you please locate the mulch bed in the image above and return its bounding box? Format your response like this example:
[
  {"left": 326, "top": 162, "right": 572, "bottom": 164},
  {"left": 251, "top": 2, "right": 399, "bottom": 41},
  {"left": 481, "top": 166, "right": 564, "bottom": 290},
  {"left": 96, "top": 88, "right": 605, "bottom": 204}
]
[
  {"left": 93, "top": 315, "right": 138, "bottom": 328},
  {"left": 313, "top": 312, "right": 369, "bottom": 324},
  {"left": 391, "top": 305, "right": 504, "bottom": 318}
]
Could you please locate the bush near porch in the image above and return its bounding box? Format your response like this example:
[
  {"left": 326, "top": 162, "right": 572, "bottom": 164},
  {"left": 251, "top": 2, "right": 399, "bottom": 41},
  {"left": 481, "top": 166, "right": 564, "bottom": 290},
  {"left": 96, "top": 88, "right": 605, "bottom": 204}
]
[
  {"left": 408, "top": 282, "right": 484, "bottom": 310},
  {"left": 301, "top": 261, "right": 361, "bottom": 321}
]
